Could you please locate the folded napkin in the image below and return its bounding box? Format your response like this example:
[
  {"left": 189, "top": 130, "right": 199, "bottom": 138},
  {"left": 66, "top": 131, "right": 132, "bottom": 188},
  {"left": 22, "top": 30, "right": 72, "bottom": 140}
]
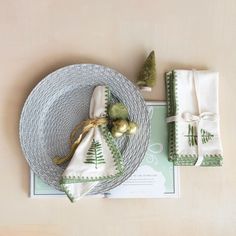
[
  {"left": 60, "top": 86, "right": 123, "bottom": 202},
  {"left": 165, "top": 70, "right": 223, "bottom": 166}
]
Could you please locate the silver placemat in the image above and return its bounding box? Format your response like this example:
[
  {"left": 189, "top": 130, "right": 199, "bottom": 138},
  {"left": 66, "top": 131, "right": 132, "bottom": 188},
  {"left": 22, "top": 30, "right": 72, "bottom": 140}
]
[{"left": 19, "top": 64, "right": 150, "bottom": 194}]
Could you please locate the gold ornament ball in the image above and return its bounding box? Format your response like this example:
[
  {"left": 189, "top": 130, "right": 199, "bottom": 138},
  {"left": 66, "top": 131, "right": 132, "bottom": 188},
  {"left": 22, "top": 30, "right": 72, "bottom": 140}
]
[
  {"left": 111, "top": 127, "right": 123, "bottom": 138},
  {"left": 113, "top": 120, "right": 129, "bottom": 133},
  {"left": 127, "top": 121, "right": 138, "bottom": 135}
]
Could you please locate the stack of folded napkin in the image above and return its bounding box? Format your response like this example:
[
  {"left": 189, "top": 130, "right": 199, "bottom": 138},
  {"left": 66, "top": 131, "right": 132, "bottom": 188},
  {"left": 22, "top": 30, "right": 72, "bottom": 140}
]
[
  {"left": 60, "top": 86, "right": 123, "bottom": 202},
  {"left": 165, "top": 70, "right": 223, "bottom": 166}
]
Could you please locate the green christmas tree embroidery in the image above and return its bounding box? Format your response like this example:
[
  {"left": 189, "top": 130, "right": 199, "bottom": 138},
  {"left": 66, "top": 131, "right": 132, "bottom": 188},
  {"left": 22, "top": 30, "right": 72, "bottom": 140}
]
[
  {"left": 84, "top": 139, "right": 105, "bottom": 169},
  {"left": 201, "top": 129, "right": 214, "bottom": 144},
  {"left": 185, "top": 124, "right": 198, "bottom": 146},
  {"left": 185, "top": 126, "right": 214, "bottom": 146}
]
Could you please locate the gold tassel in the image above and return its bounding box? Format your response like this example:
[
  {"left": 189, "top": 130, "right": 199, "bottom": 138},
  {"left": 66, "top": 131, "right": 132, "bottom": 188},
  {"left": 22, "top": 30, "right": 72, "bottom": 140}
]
[{"left": 53, "top": 117, "right": 108, "bottom": 165}]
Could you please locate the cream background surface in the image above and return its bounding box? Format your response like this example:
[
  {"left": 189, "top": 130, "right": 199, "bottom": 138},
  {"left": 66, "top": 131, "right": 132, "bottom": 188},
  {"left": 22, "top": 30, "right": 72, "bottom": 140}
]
[{"left": 0, "top": 0, "right": 235, "bottom": 235}]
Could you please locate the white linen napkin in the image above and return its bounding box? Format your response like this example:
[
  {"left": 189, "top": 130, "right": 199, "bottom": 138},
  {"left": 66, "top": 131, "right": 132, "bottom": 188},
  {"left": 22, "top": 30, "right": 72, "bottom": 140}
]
[
  {"left": 60, "top": 86, "right": 123, "bottom": 202},
  {"left": 166, "top": 70, "right": 223, "bottom": 166}
]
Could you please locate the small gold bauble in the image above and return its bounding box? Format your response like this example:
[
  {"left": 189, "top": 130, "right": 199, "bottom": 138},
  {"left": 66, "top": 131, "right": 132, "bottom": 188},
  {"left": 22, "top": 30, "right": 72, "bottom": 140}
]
[
  {"left": 111, "top": 127, "right": 123, "bottom": 138},
  {"left": 126, "top": 121, "right": 138, "bottom": 135},
  {"left": 113, "top": 120, "right": 129, "bottom": 133}
]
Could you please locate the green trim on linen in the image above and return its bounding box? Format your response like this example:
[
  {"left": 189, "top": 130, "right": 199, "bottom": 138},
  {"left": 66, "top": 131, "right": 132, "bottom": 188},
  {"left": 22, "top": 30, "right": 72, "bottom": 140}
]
[
  {"left": 60, "top": 124, "right": 124, "bottom": 185},
  {"left": 104, "top": 85, "right": 110, "bottom": 114},
  {"left": 60, "top": 86, "right": 124, "bottom": 201},
  {"left": 165, "top": 71, "right": 178, "bottom": 162},
  {"left": 173, "top": 154, "right": 223, "bottom": 166},
  {"left": 99, "top": 125, "right": 124, "bottom": 173},
  {"left": 60, "top": 172, "right": 122, "bottom": 185},
  {"left": 165, "top": 70, "right": 223, "bottom": 166},
  {"left": 60, "top": 184, "right": 75, "bottom": 202}
]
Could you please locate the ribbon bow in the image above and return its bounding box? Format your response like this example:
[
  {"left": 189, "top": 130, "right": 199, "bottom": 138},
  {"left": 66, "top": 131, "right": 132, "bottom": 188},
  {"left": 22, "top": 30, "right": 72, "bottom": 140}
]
[
  {"left": 167, "top": 111, "right": 218, "bottom": 166},
  {"left": 53, "top": 117, "right": 108, "bottom": 165},
  {"left": 181, "top": 112, "right": 217, "bottom": 123},
  {"left": 166, "top": 112, "right": 217, "bottom": 123}
]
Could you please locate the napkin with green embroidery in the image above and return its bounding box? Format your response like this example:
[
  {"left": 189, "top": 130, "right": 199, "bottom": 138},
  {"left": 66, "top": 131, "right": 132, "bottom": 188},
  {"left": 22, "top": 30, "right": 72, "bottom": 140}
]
[
  {"left": 165, "top": 70, "right": 223, "bottom": 166},
  {"left": 59, "top": 86, "right": 123, "bottom": 202}
]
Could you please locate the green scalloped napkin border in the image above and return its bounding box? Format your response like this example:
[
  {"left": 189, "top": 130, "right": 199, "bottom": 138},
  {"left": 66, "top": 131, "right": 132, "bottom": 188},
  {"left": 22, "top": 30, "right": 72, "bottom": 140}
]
[
  {"left": 60, "top": 125, "right": 124, "bottom": 185},
  {"left": 60, "top": 86, "right": 124, "bottom": 201},
  {"left": 165, "top": 71, "right": 223, "bottom": 166}
]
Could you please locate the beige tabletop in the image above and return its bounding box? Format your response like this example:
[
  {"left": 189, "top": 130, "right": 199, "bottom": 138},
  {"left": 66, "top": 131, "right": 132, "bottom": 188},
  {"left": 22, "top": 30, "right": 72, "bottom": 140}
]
[{"left": 0, "top": 0, "right": 236, "bottom": 235}]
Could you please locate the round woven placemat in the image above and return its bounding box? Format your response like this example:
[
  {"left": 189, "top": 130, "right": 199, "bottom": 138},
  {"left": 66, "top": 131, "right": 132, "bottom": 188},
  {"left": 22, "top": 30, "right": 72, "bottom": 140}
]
[{"left": 19, "top": 64, "right": 150, "bottom": 194}]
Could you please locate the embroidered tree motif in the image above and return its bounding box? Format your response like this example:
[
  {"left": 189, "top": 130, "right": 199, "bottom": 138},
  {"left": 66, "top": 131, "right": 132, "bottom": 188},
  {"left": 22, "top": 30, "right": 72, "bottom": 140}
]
[
  {"left": 185, "top": 124, "right": 198, "bottom": 146},
  {"left": 201, "top": 129, "right": 214, "bottom": 144},
  {"left": 84, "top": 139, "right": 105, "bottom": 169}
]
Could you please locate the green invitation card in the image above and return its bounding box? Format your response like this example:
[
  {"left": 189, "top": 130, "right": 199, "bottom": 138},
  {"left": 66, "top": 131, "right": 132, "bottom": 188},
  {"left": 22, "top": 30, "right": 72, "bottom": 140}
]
[{"left": 30, "top": 102, "right": 179, "bottom": 198}]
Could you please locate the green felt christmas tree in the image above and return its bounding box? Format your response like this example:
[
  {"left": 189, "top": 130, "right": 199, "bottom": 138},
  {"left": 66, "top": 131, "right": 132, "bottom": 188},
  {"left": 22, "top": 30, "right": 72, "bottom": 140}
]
[
  {"left": 84, "top": 139, "right": 105, "bottom": 169},
  {"left": 137, "top": 50, "right": 157, "bottom": 91}
]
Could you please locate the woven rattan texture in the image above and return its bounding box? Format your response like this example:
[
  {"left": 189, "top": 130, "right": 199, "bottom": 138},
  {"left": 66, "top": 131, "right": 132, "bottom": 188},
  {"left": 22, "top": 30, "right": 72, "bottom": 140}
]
[{"left": 19, "top": 64, "right": 150, "bottom": 194}]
